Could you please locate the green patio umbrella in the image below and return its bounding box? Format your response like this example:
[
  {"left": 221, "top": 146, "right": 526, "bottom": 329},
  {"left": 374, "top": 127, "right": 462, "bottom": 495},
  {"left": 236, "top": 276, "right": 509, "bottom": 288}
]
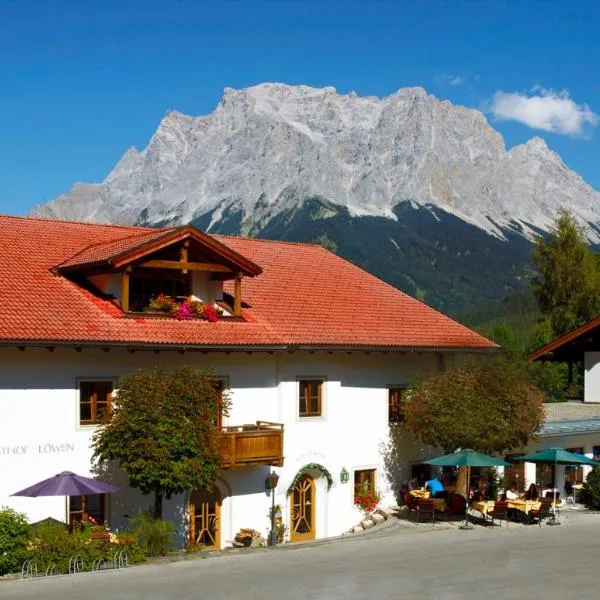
[
  {"left": 425, "top": 449, "right": 511, "bottom": 530},
  {"left": 513, "top": 448, "right": 598, "bottom": 525}
]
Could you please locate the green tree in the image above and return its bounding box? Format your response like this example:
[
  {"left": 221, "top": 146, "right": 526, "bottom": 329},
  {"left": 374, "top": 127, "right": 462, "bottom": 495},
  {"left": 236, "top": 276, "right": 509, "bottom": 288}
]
[
  {"left": 402, "top": 356, "right": 545, "bottom": 454},
  {"left": 92, "top": 367, "right": 230, "bottom": 519},
  {"left": 582, "top": 465, "right": 600, "bottom": 510},
  {"left": 0, "top": 507, "right": 31, "bottom": 575},
  {"left": 531, "top": 210, "right": 600, "bottom": 339}
]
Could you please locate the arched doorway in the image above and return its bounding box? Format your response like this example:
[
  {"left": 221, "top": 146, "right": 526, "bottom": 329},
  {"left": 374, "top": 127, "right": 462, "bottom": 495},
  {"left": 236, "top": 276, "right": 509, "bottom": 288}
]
[
  {"left": 289, "top": 474, "right": 315, "bottom": 541},
  {"left": 188, "top": 487, "right": 221, "bottom": 549}
]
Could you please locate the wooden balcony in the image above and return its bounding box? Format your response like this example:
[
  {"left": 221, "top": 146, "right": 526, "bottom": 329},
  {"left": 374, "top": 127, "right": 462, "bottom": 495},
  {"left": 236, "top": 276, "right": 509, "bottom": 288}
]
[{"left": 222, "top": 421, "right": 284, "bottom": 469}]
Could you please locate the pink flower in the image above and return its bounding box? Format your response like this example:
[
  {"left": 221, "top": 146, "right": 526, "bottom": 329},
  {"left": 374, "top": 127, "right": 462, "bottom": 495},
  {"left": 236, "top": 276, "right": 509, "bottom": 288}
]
[{"left": 175, "top": 300, "right": 194, "bottom": 321}]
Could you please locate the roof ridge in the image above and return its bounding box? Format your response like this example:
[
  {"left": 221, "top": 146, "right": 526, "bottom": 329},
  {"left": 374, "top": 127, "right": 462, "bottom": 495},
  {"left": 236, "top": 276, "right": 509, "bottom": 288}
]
[{"left": 1, "top": 213, "right": 156, "bottom": 232}]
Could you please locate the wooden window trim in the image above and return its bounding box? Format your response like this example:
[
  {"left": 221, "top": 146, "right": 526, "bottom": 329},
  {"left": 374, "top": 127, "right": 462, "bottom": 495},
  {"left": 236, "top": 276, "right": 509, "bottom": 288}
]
[
  {"left": 388, "top": 386, "right": 407, "bottom": 424},
  {"left": 78, "top": 380, "right": 114, "bottom": 426},
  {"left": 566, "top": 447, "right": 585, "bottom": 484},
  {"left": 353, "top": 469, "right": 376, "bottom": 500},
  {"left": 298, "top": 379, "right": 323, "bottom": 418}
]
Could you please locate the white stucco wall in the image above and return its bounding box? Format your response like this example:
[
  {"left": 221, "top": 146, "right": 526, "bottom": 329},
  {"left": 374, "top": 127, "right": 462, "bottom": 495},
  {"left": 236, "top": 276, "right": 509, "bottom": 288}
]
[
  {"left": 87, "top": 274, "right": 122, "bottom": 302},
  {"left": 584, "top": 352, "right": 600, "bottom": 403},
  {"left": 0, "top": 346, "right": 448, "bottom": 547},
  {"left": 190, "top": 272, "right": 223, "bottom": 305}
]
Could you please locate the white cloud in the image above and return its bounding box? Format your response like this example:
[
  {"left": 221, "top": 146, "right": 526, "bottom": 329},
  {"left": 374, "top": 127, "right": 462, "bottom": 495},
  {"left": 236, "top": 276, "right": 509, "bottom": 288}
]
[
  {"left": 490, "top": 87, "right": 598, "bottom": 136},
  {"left": 436, "top": 74, "right": 465, "bottom": 87}
]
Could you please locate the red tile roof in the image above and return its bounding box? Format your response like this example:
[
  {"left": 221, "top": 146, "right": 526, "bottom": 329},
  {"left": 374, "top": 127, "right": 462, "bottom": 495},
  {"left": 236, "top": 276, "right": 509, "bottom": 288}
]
[
  {"left": 0, "top": 215, "right": 496, "bottom": 351},
  {"left": 59, "top": 228, "right": 177, "bottom": 269}
]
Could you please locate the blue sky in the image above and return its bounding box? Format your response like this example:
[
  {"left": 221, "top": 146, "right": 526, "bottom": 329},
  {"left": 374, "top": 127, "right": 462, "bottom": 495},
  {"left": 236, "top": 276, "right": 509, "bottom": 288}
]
[{"left": 1, "top": 0, "right": 600, "bottom": 215}]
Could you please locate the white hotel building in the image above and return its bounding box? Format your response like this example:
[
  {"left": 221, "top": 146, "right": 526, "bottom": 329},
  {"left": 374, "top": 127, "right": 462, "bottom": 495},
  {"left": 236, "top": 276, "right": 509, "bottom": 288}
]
[{"left": 0, "top": 215, "right": 495, "bottom": 547}]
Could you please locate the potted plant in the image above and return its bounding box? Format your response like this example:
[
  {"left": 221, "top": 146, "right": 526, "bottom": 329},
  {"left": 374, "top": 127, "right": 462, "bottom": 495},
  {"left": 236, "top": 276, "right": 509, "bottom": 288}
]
[{"left": 354, "top": 488, "right": 381, "bottom": 516}]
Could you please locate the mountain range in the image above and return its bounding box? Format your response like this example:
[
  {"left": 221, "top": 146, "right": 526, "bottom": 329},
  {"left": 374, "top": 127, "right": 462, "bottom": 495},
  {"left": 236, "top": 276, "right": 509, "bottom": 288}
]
[{"left": 32, "top": 84, "right": 600, "bottom": 311}]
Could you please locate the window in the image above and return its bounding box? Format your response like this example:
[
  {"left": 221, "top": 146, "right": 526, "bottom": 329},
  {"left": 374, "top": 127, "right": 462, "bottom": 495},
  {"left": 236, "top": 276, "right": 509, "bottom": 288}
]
[
  {"left": 79, "top": 381, "right": 113, "bottom": 425},
  {"left": 69, "top": 494, "right": 106, "bottom": 526},
  {"left": 298, "top": 380, "right": 323, "bottom": 417},
  {"left": 388, "top": 387, "right": 407, "bottom": 424},
  {"left": 129, "top": 271, "right": 189, "bottom": 312},
  {"left": 593, "top": 445, "right": 600, "bottom": 461},
  {"left": 566, "top": 447, "right": 585, "bottom": 485},
  {"left": 536, "top": 463, "right": 556, "bottom": 489},
  {"left": 354, "top": 469, "right": 376, "bottom": 500},
  {"left": 504, "top": 453, "right": 525, "bottom": 491}
]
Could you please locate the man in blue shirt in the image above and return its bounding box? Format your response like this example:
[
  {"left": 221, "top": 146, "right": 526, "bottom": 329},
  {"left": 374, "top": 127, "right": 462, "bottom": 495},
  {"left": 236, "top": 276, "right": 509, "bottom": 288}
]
[{"left": 425, "top": 477, "right": 445, "bottom": 498}]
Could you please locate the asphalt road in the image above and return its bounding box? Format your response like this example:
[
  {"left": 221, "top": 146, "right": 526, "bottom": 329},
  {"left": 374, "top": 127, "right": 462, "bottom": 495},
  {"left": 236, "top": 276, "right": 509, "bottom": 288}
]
[{"left": 4, "top": 513, "right": 600, "bottom": 600}]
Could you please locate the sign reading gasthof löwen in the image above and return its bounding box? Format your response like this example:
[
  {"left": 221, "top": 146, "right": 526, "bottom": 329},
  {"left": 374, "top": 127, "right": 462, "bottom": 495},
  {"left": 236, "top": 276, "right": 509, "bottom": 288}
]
[{"left": 0, "top": 442, "right": 75, "bottom": 457}]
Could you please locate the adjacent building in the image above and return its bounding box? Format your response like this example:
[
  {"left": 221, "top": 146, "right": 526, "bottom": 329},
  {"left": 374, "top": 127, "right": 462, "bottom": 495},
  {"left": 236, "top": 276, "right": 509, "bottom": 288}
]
[
  {"left": 525, "top": 320, "right": 600, "bottom": 497},
  {"left": 0, "top": 215, "right": 495, "bottom": 546}
]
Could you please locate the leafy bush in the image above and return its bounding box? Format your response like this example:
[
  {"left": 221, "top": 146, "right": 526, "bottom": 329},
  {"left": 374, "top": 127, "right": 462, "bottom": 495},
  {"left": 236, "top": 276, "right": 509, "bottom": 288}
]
[
  {"left": 28, "top": 523, "right": 146, "bottom": 574},
  {"left": 582, "top": 465, "right": 600, "bottom": 510},
  {"left": 130, "top": 513, "right": 174, "bottom": 557},
  {"left": 0, "top": 507, "right": 31, "bottom": 575}
]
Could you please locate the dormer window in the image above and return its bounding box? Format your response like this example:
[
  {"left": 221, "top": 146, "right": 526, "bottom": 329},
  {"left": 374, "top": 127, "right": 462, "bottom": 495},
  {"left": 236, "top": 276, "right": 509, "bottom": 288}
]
[
  {"left": 129, "top": 271, "right": 189, "bottom": 313},
  {"left": 57, "top": 225, "right": 262, "bottom": 320}
]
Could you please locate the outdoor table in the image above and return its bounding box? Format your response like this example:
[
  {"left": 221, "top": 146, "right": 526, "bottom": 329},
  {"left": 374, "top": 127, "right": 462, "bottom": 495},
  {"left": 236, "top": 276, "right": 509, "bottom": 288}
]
[
  {"left": 432, "top": 498, "right": 447, "bottom": 512},
  {"left": 410, "top": 490, "right": 446, "bottom": 512},
  {"left": 472, "top": 500, "right": 495, "bottom": 516},
  {"left": 410, "top": 490, "right": 430, "bottom": 499},
  {"left": 507, "top": 500, "right": 541, "bottom": 516}
]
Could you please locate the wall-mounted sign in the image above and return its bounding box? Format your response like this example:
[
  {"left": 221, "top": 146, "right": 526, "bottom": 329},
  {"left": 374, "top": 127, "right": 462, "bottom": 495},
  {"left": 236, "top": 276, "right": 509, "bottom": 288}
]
[{"left": 0, "top": 442, "right": 75, "bottom": 457}]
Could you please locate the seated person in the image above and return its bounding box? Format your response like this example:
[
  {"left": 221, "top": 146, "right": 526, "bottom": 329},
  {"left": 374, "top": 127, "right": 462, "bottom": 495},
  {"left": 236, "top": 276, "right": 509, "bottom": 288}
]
[
  {"left": 476, "top": 475, "right": 489, "bottom": 500},
  {"left": 408, "top": 477, "right": 420, "bottom": 491},
  {"left": 505, "top": 482, "right": 519, "bottom": 501},
  {"left": 525, "top": 483, "right": 539, "bottom": 501},
  {"left": 425, "top": 476, "right": 445, "bottom": 498}
]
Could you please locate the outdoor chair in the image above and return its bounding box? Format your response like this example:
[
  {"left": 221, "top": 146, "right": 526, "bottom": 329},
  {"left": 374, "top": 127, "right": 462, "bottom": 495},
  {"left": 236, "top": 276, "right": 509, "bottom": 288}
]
[
  {"left": 487, "top": 501, "right": 509, "bottom": 528},
  {"left": 528, "top": 498, "right": 553, "bottom": 526},
  {"left": 446, "top": 493, "right": 466, "bottom": 518},
  {"left": 402, "top": 489, "right": 419, "bottom": 511},
  {"left": 415, "top": 498, "right": 435, "bottom": 526}
]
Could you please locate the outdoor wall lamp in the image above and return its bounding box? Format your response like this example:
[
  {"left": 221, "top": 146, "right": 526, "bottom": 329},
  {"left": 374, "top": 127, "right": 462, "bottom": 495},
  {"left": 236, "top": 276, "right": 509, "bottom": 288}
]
[
  {"left": 265, "top": 472, "right": 280, "bottom": 491},
  {"left": 340, "top": 467, "right": 349, "bottom": 484},
  {"left": 265, "top": 472, "right": 280, "bottom": 546}
]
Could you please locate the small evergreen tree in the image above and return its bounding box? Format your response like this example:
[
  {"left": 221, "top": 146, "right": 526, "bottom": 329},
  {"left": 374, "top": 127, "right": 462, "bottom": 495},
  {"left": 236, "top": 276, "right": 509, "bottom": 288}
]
[
  {"left": 531, "top": 210, "right": 600, "bottom": 339},
  {"left": 92, "top": 367, "right": 230, "bottom": 519}
]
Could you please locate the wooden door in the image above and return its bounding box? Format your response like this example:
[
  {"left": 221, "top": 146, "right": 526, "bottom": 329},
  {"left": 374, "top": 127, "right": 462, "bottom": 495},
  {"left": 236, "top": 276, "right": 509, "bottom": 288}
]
[
  {"left": 189, "top": 488, "right": 221, "bottom": 549},
  {"left": 290, "top": 475, "right": 315, "bottom": 541}
]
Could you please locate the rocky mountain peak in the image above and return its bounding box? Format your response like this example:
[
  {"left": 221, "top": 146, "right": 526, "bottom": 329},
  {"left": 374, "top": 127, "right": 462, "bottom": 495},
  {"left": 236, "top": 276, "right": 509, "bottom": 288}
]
[{"left": 32, "top": 83, "right": 600, "bottom": 242}]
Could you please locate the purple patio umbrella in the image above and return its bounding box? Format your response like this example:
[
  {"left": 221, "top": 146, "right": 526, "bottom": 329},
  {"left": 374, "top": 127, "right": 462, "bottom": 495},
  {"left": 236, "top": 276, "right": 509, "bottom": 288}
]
[{"left": 11, "top": 471, "right": 119, "bottom": 497}]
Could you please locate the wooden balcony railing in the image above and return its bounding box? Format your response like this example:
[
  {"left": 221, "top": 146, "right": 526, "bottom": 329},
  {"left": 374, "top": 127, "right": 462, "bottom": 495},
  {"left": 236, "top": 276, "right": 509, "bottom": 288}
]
[{"left": 221, "top": 421, "right": 284, "bottom": 469}]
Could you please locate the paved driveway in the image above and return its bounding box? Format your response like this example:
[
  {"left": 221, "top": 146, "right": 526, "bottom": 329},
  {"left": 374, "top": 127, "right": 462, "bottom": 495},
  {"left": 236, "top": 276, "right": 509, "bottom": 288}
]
[{"left": 4, "top": 512, "right": 600, "bottom": 600}]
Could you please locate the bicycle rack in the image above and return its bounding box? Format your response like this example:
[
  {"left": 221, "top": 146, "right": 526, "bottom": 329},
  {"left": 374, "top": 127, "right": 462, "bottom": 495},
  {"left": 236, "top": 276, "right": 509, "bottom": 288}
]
[
  {"left": 21, "top": 559, "right": 38, "bottom": 579},
  {"left": 114, "top": 550, "right": 129, "bottom": 569},
  {"left": 68, "top": 554, "right": 84, "bottom": 574},
  {"left": 22, "top": 550, "right": 129, "bottom": 578}
]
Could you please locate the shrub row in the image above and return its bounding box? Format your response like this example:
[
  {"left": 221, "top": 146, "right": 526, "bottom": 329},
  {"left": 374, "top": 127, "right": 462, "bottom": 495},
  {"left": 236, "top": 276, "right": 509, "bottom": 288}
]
[{"left": 0, "top": 507, "right": 174, "bottom": 576}]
